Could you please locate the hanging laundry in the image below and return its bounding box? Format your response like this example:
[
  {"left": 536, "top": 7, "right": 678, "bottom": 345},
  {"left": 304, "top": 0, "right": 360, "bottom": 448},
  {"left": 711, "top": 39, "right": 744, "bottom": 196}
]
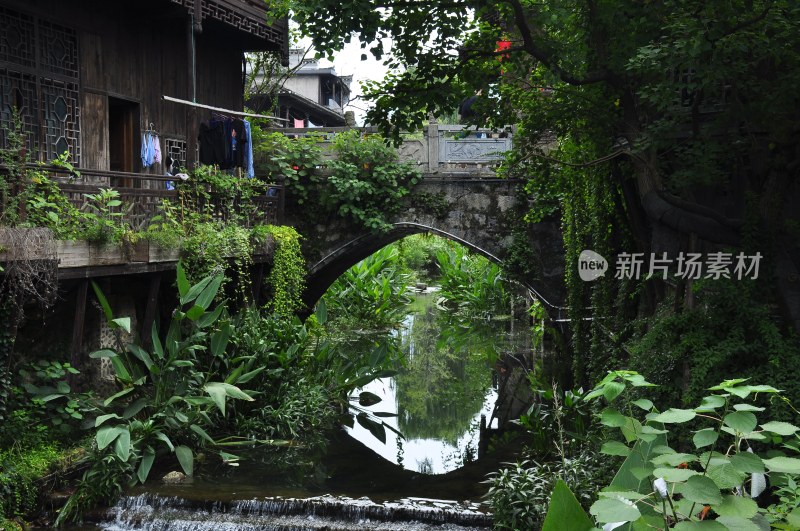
[
  {"left": 153, "top": 134, "right": 161, "bottom": 164},
  {"left": 199, "top": 120, "right": 226, "bottom": 166},
  {"left": 243, "top": 119, "right": 254, "bottom": 178},
  {"left": 140, "top": 132, "right": 150, "bottom": 167},
  {"left": 140, "top": 130, "right": 159, "bottom": 168},
  {"left": 231, "top": 118, "right": 246, "bottom": 169},
  {"left": 199, "top": 116, "right": 250, "bottom": 171},
  {"left": 294, "top": 118, "right": 304, "bottom": 128}
]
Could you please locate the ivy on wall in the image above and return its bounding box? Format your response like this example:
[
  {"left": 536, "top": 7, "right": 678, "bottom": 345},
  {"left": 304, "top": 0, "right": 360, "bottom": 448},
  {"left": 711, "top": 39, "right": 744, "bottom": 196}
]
[{"left": 255, "top": 225, "right": 305, "bottom": 318}]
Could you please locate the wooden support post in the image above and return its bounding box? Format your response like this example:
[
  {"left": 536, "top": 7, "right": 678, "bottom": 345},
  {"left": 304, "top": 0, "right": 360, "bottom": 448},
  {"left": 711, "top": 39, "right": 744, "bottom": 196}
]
[
  {"left": 141, "top": 274, "right": 161, "bottom": 349},
  {"left": 252, "top": 263, "right": 265, "bottom": 304},
  {"left": 69, "top": 280, "right": 88, "bottom": 386}
]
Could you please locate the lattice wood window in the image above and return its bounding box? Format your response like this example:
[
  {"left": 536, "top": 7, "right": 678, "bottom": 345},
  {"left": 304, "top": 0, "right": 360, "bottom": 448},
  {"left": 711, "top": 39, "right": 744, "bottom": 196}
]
[
  {"left": 0, "top": 6, "right": 80, "bottom": 165},
  {"left": 165, "top": 138, "right": 187, "bottom": 169}
]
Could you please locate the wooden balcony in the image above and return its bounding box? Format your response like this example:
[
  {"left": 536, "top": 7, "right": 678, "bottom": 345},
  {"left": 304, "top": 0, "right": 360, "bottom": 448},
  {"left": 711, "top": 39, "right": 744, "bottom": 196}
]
[{"left": 38, "top": 166, "right": 283, "bottom": 230}]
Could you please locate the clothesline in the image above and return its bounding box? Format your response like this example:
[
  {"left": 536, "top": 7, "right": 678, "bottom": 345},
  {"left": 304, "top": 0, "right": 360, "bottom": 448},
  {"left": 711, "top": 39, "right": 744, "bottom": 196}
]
[{"left": 162, "top": 95, "right": 289, "bottom": 121}]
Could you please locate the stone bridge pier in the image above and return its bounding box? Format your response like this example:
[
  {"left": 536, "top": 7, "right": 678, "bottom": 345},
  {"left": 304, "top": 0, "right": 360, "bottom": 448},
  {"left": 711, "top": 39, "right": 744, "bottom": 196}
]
[{"left": 286, "top": 176, "right": 567, "bottom": 318}]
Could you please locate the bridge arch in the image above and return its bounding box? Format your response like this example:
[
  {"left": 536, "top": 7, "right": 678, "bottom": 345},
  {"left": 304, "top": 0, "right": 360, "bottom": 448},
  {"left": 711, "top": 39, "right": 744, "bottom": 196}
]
[{"left": 302, "top": 221, "right": 566, "bottom": 317}]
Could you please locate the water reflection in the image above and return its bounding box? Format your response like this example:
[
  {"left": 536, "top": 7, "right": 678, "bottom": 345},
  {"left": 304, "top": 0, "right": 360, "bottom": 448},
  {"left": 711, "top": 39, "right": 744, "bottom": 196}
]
[{"left": 347, "top": 292, "right": 528, "bottom": 474}]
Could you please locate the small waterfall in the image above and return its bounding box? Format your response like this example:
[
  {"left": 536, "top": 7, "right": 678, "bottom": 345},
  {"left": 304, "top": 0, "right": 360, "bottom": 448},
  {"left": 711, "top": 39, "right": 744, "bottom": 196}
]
[{"left": 98, "top": 493, "right": 492, "bottom": 530}]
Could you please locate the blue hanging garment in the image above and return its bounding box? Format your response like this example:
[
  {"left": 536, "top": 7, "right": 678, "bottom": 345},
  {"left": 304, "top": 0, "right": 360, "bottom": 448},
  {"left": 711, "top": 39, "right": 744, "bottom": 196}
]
[{"left": 243, "top": 120, "right": 254, "bottom": 178}]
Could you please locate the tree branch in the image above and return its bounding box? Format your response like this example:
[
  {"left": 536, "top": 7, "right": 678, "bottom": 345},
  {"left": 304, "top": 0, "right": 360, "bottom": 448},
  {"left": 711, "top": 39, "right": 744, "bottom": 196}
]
[
  {"left": 714, "top": 1, "right": 773, "bottom": 41},
  {"left": 502, "top": 0, "right": 608, "bottom": 85}
]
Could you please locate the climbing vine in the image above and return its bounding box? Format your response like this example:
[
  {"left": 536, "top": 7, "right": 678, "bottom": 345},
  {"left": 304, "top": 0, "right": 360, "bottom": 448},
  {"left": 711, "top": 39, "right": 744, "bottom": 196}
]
[{"left": 256, "top": 225, "right": 305, "bottom": 318}]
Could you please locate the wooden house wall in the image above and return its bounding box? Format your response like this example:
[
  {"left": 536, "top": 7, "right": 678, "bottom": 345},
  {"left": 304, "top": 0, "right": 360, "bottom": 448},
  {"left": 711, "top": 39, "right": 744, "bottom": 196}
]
[{"left": 1, "top": 0, "right": 259, "bottom": 174}]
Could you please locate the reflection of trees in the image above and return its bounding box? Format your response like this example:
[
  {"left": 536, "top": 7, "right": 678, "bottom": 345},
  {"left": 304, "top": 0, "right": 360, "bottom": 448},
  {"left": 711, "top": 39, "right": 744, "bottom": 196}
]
[{"left": 395, "top": 295, "right": 493, "bottom": 445}]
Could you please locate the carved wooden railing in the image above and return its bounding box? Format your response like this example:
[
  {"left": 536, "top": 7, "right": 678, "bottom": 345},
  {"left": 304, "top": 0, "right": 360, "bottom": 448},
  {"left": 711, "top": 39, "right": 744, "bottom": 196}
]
[{"left": 2, "top": 166, "right": 283, "bottom": 231}]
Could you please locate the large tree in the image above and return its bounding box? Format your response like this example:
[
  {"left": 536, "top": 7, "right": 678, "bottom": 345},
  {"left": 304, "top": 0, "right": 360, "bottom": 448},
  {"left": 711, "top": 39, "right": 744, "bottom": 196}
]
[{"left": 289, "top": 0, "right": 800, "bottom": 389}]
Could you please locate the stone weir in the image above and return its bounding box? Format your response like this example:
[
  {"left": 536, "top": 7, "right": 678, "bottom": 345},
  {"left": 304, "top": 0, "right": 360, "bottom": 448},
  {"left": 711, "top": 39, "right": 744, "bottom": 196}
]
[{"left": 90, "top": 492, "right": 493, "bottom": 530}]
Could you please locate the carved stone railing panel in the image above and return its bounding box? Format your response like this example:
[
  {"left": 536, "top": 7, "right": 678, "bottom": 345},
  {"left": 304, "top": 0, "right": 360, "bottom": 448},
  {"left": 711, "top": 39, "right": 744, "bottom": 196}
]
[{"left": 439, "top": 137, "right": 511, "bottom": 163}]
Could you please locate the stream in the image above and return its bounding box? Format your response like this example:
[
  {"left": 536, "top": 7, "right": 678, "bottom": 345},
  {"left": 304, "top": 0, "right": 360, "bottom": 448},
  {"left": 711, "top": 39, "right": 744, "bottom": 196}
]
[{"left": 69, "top": 291, "right": 533, "bottom": 530}]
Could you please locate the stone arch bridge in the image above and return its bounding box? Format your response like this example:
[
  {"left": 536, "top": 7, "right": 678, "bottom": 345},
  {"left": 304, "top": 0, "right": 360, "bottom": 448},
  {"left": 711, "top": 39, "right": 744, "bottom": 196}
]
[
  {"left": 279, "top": 123, "right": 567, "bottom": 316},
  {"left": 286, "top": 174, "right": 565, "bottom": 318}
]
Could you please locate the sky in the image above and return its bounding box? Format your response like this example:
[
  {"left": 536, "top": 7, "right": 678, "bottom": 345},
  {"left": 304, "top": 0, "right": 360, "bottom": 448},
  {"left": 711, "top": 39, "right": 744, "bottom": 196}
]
[{"left": 295, "top": 36, "right": 392, "bottom": 126}]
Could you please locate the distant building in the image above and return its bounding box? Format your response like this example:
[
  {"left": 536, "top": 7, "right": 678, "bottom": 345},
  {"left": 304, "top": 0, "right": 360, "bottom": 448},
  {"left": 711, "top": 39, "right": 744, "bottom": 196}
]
[{"left": 250, "top": 48, "right": 352, "bottom": 128}]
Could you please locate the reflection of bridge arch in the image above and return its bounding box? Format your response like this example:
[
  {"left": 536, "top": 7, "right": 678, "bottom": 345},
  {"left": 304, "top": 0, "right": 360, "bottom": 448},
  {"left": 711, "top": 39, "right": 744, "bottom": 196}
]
[{"left": 303, "top": 221, "right": 566, "bottom": 317}]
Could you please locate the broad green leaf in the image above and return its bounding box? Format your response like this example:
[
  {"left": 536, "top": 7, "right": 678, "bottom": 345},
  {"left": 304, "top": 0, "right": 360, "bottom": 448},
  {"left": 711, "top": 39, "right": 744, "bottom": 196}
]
[
  {"left": 233, "top": 367, "right": 266, "bottom": 385},
  {"left": 706, "top": 462, "right": 747, "bottom": 489},
  {"left": 630, "top": 466, "right": 654, "bottom": 481},
  {"left": 89, "top": 349, "right": 118, "bottom": 359},
  {"left": 650, "top": 408, "right": 696, "bottom": 424},
  {"left": 603, "top": 381, "right": 625, "bottom": 402},
  {"left": 175, "top": 445, "right": 193, "bottom": 477},
  {"left": 715, "top": 515, "right": 770, "bottom": 531},
  {"left": 693, "top": 428, "right": 719, "bottom": 449},
  {"left": 786, "top": 509, "right": 800, "bottom": 528},
  {"left": 673, "top": 522, "right": 727, "bottom": 530},
  {"left": 195, "top": 274, "right": 224, "bottom": 310},
  {"left": 650, "top": 453, "right": 699, "bottom": 467},
  {"left": 621, "top": 373, "right": 655, "bottom": 387},
  {"left": 123, "top": 398, "right": 148, "bottom": 419},
  {"left": 721, "top": 426, "right": 767, "bottom": 441},
  {"left": 220, "top": 451, "right": 240, "bottom": 465},
  {"left": 601, "top": 407, "right": 627, "bottom": 427},
  {"left": 733, "top": 404, "right": 764, "bottom": 412},
  {"left": 710, "top": 379, "right": 749, "bottom": 390},
  {"left": 609, "top": 421, "right": 666, "bottom": 500},
  {"left": 696, "top": 395, "right": 726, "bottom": 411},
  {"left": 714, "top": 495, "right": 758, "bottom": 519},
  {"left": 724, "top": 411, "right": 757, "bottom": 433},
  {"left": 763, "top": 456, "right": 800, "bottom": 474},
  {"left": 621, "top": 417, "right": 643, "bottom": 443},
  {"left": 677, "top": 475, "right": 722, "bottom": 505},
  {"left": 103, "top": 386, "right": 135, "bottom": 407},
  {"left": 761, "top": 421, "right": 800, "bottom": 436},
  {"left": 127, "top": 344, "right": 154, "bottom": 371},
  {"left": 96, "top": 426, "right": 122, "bottom": 450},
  {"left": 652, "top": 445, "right": 676, "bottom": 455},
  {"left": 315, "top": 298, "right": 327, "bottom": 325},
  {"left": 653, "top": 467, "right": 698, "bottom": 482},
  {"left": 137, "top": 449, "right": 155, "bottom": 483},
  {"left": 541, "top": 480, "right": 593, "bottom": 531},
  {"left": 176, "top": 262, "right": 189, "bottom": 298},
  {"left": 155, "top": 431, "right": 174, "bottom": 452},
  {"left": 185, "top": 305, "right": 205, "bottom": 321},
  {"left": 205, "top": 383, "right": 227, "bottom": 415},
  {"left": 601, "top": 441, "right": 631, "bottom": 457},
  {"left": 114, "top": 428, "right": 131, "bottom": 462},
  {"left": 91, "top": 281, "right": 114, "bottom": 321},
  {"left": 190, "top": 424, "right": 215, "bottom": 445},
  {"left": 598, "top": 490, "right": 650, "bottom": 502},
  {"left": 639, "top": 425, "right": 668, "bottom": 438},
  {"left": 632, "top": 399, "right": 653, "bottom": 411},
  {"left": 589, "top": 497, "right": 641, "bottom": 524},
  {"left": 151, "top": 322, "right": 164, "bottom": 360},
  {"left": 729, "top": 452, "right": 765, "bottom": 474},
  {"left": 181, "top": 275, "right": 213, "bottom": 306},
  {"left": 210, "top": 325, "right": 232, "bottom": 358},
  {"left": 196, "top": 305, "right": 224, "bottom": 328},
  {"left": 95, "top": 413, "right": 121, "bottom": 427},
  {"left": 109, "top": 356, "right": 131, "bottom": 382},
  {"left": 111, "top": 317, "right": 131, "bottom": 333}
]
